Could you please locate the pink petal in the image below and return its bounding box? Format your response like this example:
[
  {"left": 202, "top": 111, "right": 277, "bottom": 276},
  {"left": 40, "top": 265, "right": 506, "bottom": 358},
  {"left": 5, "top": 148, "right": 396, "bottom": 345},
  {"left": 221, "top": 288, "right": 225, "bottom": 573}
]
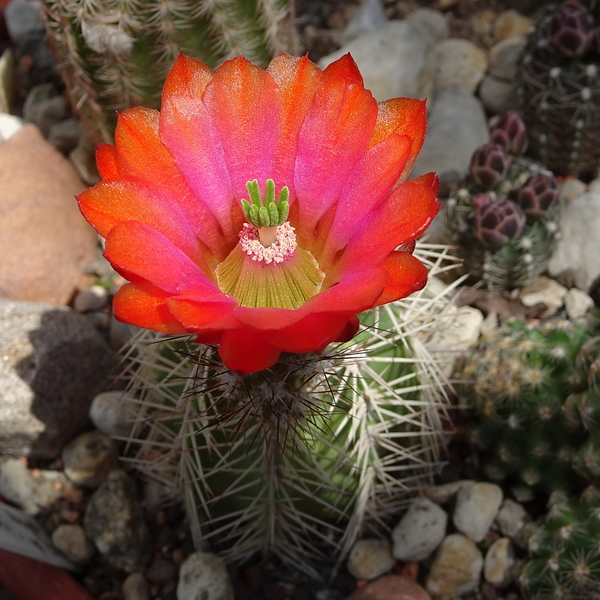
[{"left": 203, "top": 57, "right": 281, "bottom": 201}]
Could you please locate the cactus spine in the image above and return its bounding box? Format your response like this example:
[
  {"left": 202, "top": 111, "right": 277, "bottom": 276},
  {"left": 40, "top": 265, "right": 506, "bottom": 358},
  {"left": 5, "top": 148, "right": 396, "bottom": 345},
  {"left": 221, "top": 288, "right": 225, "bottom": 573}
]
[
  {"left": 116, "top": 245, "right": 458, "bottom": 578},
  {"left": 42, "top": 0, "right": 297, "bottom": 144}
]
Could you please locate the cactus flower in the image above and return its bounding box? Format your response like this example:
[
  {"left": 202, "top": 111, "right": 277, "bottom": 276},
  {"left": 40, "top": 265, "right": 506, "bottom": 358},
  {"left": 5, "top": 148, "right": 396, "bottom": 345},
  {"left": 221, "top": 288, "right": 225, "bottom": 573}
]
[{"left": 77, "top": 52, "right": 439, "bottom": 374}]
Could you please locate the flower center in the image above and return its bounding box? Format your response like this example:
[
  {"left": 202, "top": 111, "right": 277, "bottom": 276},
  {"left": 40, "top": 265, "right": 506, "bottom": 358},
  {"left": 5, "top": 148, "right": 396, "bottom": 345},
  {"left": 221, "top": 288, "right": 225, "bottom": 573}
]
[{"left": 215, "top": 179, "right": 325, "bottom": 310}]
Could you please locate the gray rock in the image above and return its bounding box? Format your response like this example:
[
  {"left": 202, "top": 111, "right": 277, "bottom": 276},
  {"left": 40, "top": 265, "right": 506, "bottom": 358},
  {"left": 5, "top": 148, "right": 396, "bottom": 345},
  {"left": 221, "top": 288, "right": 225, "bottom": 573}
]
[
  {"left": 419, "top": 38, "right": 488, "bottom": 99},
  {"left": 89, "top": 391, "right": 135, "bottom": 438},
  {"left": 454, "top": 482, "right": 503, "bottom": 542},
  {"left": 426, "top": 534, "right": 483, "bottom": 600},
  {"left": 488, "top": 36, "right": 526, "bottom": 81},
  {"left": 73, "top": 285, "right": 108, "bottom": 313},
  {"left": 123, "top": 572, "right": 150, "bottom": 600},
  {"left": 519, "top": 277, "right": 567, "bottom": 316},
  {"left": 495, "top": 499, "right": 530, "bottom": 548},
  {"left": 0, "top": 458, "right": 37, "bottom": 514},
  {"left": 559, "top": 178, "right": 587, "bottom": 202},
  {"left": 62, "top": 430, "right": 119, "bottom": 488},
  {"left": 4, "top": 0, "right": 45, "bottom": 48},
  {"left": 564, "top": 288, "right": 594, "bottom": 320},
  {"left": 405, "top": 8, "right": 449, "bottom": 46},
  {"left": 319, "top": 18, "right": 438, "bottom": 101},
  {"left": 548, "top": 192, "right": 600, "bottom": 293},
  {"left": 411, "top": 88, "right": 489, "bottom": 188},
  {"left": 47, "top": 118, "right": 84, "bottom": 155},
  {"left": 341, "top": 0, "right": 387, "bottom": 44},
  {"left": 84, "top": 469, "right": 150, "bottom": 572},
  {"left": 347, "top": 538, "right": 395, "bottom": 580},
  {"left": 479, "top": 75, "right": 517, "bottom": 115},
  {"left": 51, "top": 524, "right": 95, "bottom": 565},
  {"left": 392, "top": 497, "right": 447, "bottom": 561},
  {"left": 0, "top": 113, "right": 24, "bottom": 142},
  {"left": 493, "top": 10, "right": 532, "bottom": 42},
  {"left": 484, "top": 537, "right": 514, "bottom": 588},
  {"left": 23, "top": 84, "right": 69, "bottom": 138},
  {"left": 424, "top": 480, "right": 475, "bottom": 504},
  {"left": 0, "top": 300, "right": 115, "bottom": 458},
  {"left": 177, "top": 552, "right": 234, "bottom": 600}
]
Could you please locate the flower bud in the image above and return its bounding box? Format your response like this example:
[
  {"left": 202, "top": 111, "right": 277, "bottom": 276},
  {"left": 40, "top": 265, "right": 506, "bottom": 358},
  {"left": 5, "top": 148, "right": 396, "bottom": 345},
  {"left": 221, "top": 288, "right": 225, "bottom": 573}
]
[
  {"left": 490, "top": 111, "right": 528, "bottom": 155},
  {"left": 469, "top": 144, "right": 511, "bottom": 190},
  {"left": 549, "top": 1, "right": 594, "bottom": 58},
  {"left": 472, "top": 194, "right": 526, "bottom": 247},
  {"left": 516, "top": 174, "right": 559, "bottom": 219}
]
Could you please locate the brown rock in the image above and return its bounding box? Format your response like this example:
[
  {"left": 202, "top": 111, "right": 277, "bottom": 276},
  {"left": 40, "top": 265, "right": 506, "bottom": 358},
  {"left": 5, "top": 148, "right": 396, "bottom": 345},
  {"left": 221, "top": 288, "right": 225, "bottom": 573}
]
[
  {"left": 345, "top": 575, "right": 431, "bottom": 600},
  {"left": 0, "top": 124, "right": 96, "bottom": 305}
]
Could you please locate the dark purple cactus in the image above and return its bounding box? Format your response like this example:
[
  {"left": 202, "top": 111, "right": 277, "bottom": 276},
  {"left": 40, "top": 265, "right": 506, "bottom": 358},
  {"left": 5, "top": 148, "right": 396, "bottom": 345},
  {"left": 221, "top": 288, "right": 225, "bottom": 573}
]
[
  {"left": 472, "top": 194, "right": 526, "bottom": 247},
  {"left": 490, "top": 111, "right": 528, "bottom": 155},
  {"left": 469, "top": 144, "right": 512, "bottom": 190},
  {"left": 549, "top": 0, "right": 594, "bottom": 58},
  {"left": 516, "top": 174, "right": 560, "bottom": 219}
]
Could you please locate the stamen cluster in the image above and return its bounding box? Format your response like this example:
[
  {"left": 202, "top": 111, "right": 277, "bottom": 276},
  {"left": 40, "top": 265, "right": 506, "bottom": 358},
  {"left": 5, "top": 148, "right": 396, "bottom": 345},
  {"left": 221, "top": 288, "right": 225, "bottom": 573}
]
[{"left": 239, "top": 222, "right": 297, "bottom": 264}]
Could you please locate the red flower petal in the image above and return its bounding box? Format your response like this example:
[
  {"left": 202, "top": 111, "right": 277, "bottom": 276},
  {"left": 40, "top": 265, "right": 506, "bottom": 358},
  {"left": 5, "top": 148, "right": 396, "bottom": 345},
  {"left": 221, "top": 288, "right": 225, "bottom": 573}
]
[
  {"left": 322, "top": 53, "right": 363, "bottom": 85},
  {"left": 113, "top": 283, "right": 186, "bottom": 334},
  {"left": 96, "top": 144, "right": 121, "bottom": 179},
  {"left": 104, "top": 221, "right": 219, "bottom": 296},
  {"left": 218, "top": 328, "right": 282, "bottom": 374},
  {"left": 203, "top": 57, "right": 281, "bottom": 201},
  {"left": 166, "top": 297, "right": 237, "bottom": 332},
  {"left": 374, "top": 251, "right": 429, "bottom": 307},
  {"left": 162, "top": 52, "right": 213, "bottom": 99}
]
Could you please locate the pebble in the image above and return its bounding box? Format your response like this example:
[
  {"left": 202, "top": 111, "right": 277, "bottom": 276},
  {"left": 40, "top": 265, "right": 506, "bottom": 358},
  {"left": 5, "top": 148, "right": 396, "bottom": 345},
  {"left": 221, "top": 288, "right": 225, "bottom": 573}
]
[
  {"left": 89, "top": 391, "right": 135, "bottom": 438},
  {"left": 426, "top": 534, "right": 483, "bottom": 600},
  {"left": 69, "top": 133, "right": 101, "bottom": 185},
  {"left": 0, "top": 300, "right": 115, "bottom": 458},
  {"left": 47, "top": 117, "right": 84, "bottom": 155},
  {"left": 453, "top": 482, "right": 503, "bottom": 543},
  {"left": 588, "top": 177, "right": 600, "bottom": 194},
  {"left": 319, "top": 10, "right": 447, "bottom": 101},
  {"left": 341, "top": 0, "right": 386, "bottom": 44},
  {"left": 484, "top": 537, "right": 514, "bottom": 588},
  {"left": 564, "top": 288, "right": 594, "bottom": 320},
  {"left": 123, "top": 572, "right": 150, "bottom": 600},
  {"left": 470, "top": 10, "right": 496, "bottom": 38},
  {"left": 495, "top": 499, "right": 530, "bottom": 548},
  {"left": 424, "top": 480, "right": 474, "bottom": 504},
  {"left": 0, "top": 113, "right": 24, "bottom": 141},
  {"left": 4, "top": 0, "right": 46, "bottom": 48},
  {"left": 411, "top": 88, "right": 488, "bottom": 190},
  {"left": 549, "top": 193, "right": 600, "bottom": 292},
  {"left": 558, "top": 178, "right": 586, "bottom": 202},
  {"left": 478, "top": 74, "right": 517, "bottom": 115},
  {"left": 0, "top": 458, "right": 38, "bottom": 514},
  {"left": 392, "top": 497, "right": 447, "bottom": 562},
  {"left": 344, "top": 574, "right": 432, "bottom": 600},
  {"left": 23, "top": 83, "right": 70, "bottom": 138},
  {"left": 51, "top": 524, "right": 95, "bottom": 565},
  {"left": 419, "top": 38, "right": 488, "bottom": 99},
  {"left": 84, "top": 469, "right": 150, "bottom": 572},
  {"left": 62, "top": 431, "right": 119, "bottom": 488},
  {"left": 347, "top": 538, "right": 395, "bottom": 580},
  {"left": 493, "top": 10, "right": 532, "bottom": 42},
  {"left": 73, "top": 285, "right": 109, "bottom": 313},
  {"left": 176, "top": 552, "right": 234, "bottom": 600},
  {"left": 487, "top": 36, "right": 526, "bottom": 82},
  {"left": 519, "top": 277, "right": 567, "bottom": 315},
  {"left": 146, "top": 557, "right": 178, "bottom": 585}
]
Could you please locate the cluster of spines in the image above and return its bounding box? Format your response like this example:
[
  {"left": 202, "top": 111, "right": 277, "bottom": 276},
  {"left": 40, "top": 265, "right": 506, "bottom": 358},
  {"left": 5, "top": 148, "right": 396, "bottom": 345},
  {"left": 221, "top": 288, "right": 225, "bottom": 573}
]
[
  {"left": 42, "top": 0, "right": 296, "bottom": 144},
  {"left": 519, "top": 487, "right": 600, "bottom": 599},
  {"left": 463, "top": 313, "right": 600, "bottom": 501},
  {"left": 117, "top": 244, "right": 458, "bottom": 578}
]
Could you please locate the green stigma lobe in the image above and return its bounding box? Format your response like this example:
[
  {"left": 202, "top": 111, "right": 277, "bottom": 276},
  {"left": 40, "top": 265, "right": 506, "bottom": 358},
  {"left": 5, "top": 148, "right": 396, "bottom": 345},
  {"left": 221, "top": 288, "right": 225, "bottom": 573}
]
[{"left": 241, "top": 179, "right": 290, "bottom": 228}]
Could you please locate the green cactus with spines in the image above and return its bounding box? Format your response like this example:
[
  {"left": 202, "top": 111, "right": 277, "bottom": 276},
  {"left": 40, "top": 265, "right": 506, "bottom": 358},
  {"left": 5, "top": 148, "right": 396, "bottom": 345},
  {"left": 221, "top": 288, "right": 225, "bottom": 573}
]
[
  {"left": 517, "top": 1, "right": 600, "bottom": 179},
  {"left": 446, "top": 112, "right": 562, "bottom": 291},
  {"left": 42, "top": 0, "right": 297, "bottom": 145},
  {"left": 462, "top": 313, "right": 600, "bottom": 502},
  {"left": 117, "top": 245, "right": 457, "bottom": 579},
  {"left": 519, "top": 486, "right": 600, "bottom": 599}
]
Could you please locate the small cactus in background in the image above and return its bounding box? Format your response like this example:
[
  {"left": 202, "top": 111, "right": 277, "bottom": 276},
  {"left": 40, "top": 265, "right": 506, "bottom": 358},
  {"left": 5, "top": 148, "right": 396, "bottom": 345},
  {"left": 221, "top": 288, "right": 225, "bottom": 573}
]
[
  {"left": 446, "top": 111, "right": 562, "bottom": 290},
  {"left": 42, "top": 0, "right": 296, "bottom": 144},
  {"left": 517, "top": 1, "right": 600, "bottom": 179},
  {"left": 519, "top": 487, "right": 600, "bottom": 599},
  {"left": 116, "top": 246, "right": 458, "bottom": 578},
  {"left": 462, "top": 313, "right": 600, "bottom": 502}
]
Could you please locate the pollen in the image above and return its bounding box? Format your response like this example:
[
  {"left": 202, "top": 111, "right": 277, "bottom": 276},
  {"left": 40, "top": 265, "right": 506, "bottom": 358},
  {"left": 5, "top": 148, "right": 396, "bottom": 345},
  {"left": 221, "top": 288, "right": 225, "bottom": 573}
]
[{"left": 239, "top": 222, "right": 297, "bottom": 264}]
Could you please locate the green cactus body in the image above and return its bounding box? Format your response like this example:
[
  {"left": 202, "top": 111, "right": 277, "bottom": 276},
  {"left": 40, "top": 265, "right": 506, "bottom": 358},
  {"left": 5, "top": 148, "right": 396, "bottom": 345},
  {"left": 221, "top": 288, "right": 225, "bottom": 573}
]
[
  {"left": 117, "top": 245, "right": 457, "bottom": 578},
  {"left": 463, "top": 314, "right": 600, "bottom": 501},
  {"left": 447, "top": 154, "right": 561, "bottom": 291},
  {"left": 517, "top": 2, "right": 600, "bottom": 179},
  {"left": 42, "top": 0, "right": 296, "bottom": 144},
  {"left": 519, "top": 487, "right": 600, "bottom": 599}
]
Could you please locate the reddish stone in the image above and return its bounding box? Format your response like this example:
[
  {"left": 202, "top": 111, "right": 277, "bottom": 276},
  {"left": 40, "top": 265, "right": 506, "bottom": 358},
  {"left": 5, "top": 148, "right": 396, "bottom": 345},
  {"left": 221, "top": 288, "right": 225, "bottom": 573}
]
[
  {"left": 345, "top": 575, "right": 432, "bottom": 600},
  {"left": 0, "top": 125, "right": 96, "bottom": 304}
]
